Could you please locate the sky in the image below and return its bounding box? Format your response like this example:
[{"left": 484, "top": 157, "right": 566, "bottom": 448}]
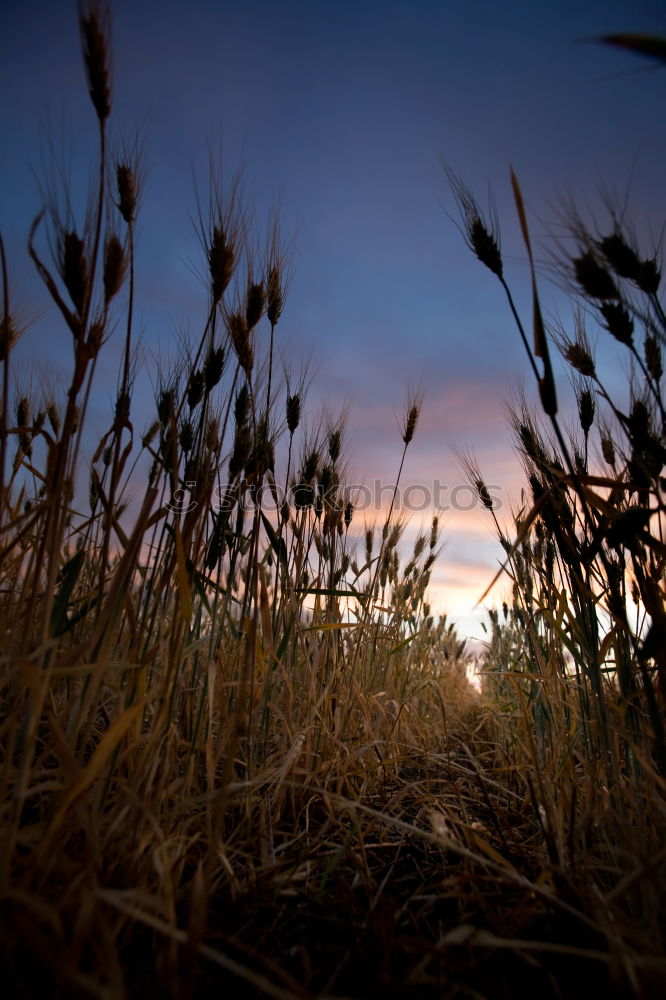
[{"left": 1, "top": 0, "right": 665, "bottom": 640}]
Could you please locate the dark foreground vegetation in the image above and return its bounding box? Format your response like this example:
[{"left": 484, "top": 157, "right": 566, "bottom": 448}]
[{"left": 1, "top": 7, "right": 664, "bottom": 998}]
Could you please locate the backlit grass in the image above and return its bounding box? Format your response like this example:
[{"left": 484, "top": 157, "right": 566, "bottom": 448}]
[{"left": 0, "top": 7, "right": 664, "bottom": 998}]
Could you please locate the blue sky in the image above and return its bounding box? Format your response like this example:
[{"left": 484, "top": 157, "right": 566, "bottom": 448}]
[{"left": 2, "top": 0, "right": 665, "bottom": 638}]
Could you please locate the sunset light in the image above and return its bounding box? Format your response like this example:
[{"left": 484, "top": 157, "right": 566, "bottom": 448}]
[{"left": 2, "top": 2, "right": 665, "bottom": 995}]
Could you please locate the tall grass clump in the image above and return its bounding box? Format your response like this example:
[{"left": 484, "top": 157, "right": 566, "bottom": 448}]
[
  {"left": 447, "top": 99, "right": 666, "bottom": 988},
  {"left": 0, "top": 7, "right": 489, "bottom": 998}
]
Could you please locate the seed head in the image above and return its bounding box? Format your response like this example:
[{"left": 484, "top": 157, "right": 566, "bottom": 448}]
[
  {"left": 645, "top": 335, "right": 663, "bottom": 382},
  {"left": 16, "top": 397, "right": 31, "bottom": 457},
  {"left": 116, "top": 163, "right": 137, "bottom": 224},
  {"left": 86, "top": 317, "right": 105, "bottom": 353},
  {"left": 573, "top": 445, "right": 586, "bottom": 476},
  {"left": 103, "top": 232, "right": 126, "bottom": 304},
  {"left": 205, "top": 514, "right": 226, "bottom": 570},
  {"left": 157, "top": 388, "right": 175, "bottom": 426},
  {"left": 179, "top": 420, "right": 194, "bottom": 453},
  {"left": 328, "top": 428, "right": 342, "bottom": 463},
  {"left": 529, "top": 474, "right": 545, "bottom": 508},
  {"left": 115, "top": 390, "right": 130, "bottom": 426},
  {"left": 445, "top": 167, "right": 503, "bottom": 278},
  {"left": 379, "top": 555, "right": 389, "bottom": 591},
  {"left": 517, "top": 421, "right": 541, "bottom": 463},
  {"left": 0, "top": 313, "right": 18, "bottom": 362},
  {"left": 80, "top": 3, "right": 111, "bottom": 122},
  {"left": 565, "top": 342, "right": 596, "bottom": 378},
  {"left": 628, "top": 398, "right": 651, "bottom": 450},
  {"left": 598, "top": 234, "right": 661, "bottom": 294},
  {"left": 266, "top": 265, "right": 284, "bottom": 325},
  {"left": 234, "top": 384, "right": 249, "bottom": 427},
  {"left": 470, "top": 216, "right": 503, "bottom": 277},
  {"left": 635, "top": 258, "right": 661, "bottom": 295},
  {"left": 319, "top": 463, "right": 335, "bottom": 499},
  {"left": 205, "top": 417, "right": 220, "bottom": 453},
  {"left": 204, "top": 344, "right": 225, "bottom": 391},
  {"left": 294, "top": 482, "right": 315, "bottom": 510},
  {"left": 227, "top": 312, "right": 253, "bottom": 375},
  {"left": 577, "top": 387, "right": 595, "bottom": 435},
  {"left": 16, "top": 397, "right": 29, "bottom": 428},
  {"left": 46, "top": 402, "right": 60, "bottom": 436},
  {"left": 89, "top": 473, "right": 99, "bottom": 510},
  {"left": 286, "top": 393, "right": 301, "bottom": 435},
  {"left": 229, "top": 422, "right": 252, "bottom": 479},
  {"left": 142, "top": 420, "right": 160, "bottom": 447},
  {"left": 476, "top": 477, "right": 494, "bottom": 510},
  {"left": 598, "top": 233, "right": 641, "bottom": 280},
  {"left": 412, "top": 534, "right": 426, "bottom": 560},
  {"left": 245, "top": 281, "right": 265, "bottom": 330},
  {"left": 60, "top": 231, "right": 89, "bottom": 316},
  {"left": 209, "top": 225, "right": 235, "bottom": 305},
  {"left": 301, "top": 448, "right": 319, "bottom": 484},
  {"left": 573, "top": 251, "right": 619, "bottom": 300},
  {"left": 188, "top": 369, "right": 205, "bottom": 410},
  {"left": 599, "top": 302, "right": 633, "bottom": 347},
  {"left": 601, "top": 434, "right": 616, "bottom": 466},
  {"left": 386, "top": 522, "right": 404, "bottom": 551},
  {"left": 245, "top": 416, "right": 274, "bottom": 480},
  {"left": 402, "top": 402, "right": 420, "bottom": 446}
]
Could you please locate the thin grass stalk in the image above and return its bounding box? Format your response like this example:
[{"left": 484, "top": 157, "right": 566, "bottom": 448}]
[{"left": 0, "top": 234, "right": 10, "bottom": 517}]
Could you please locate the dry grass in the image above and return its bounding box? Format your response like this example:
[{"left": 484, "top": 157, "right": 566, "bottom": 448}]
[{"left": 0, "top": 6, "right": 665, "bottom": 998}]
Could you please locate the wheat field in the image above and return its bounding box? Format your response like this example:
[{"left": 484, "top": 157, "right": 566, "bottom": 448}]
[{"left": 0, "top": 6, "right": 664, "bottom": 998}]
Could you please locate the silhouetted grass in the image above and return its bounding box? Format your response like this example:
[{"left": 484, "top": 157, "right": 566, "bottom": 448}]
[
  {"left": 449, "top": 111, "right": 665, "bottom": 1000},
  {"left": 0, "top": 6, "right": 664, "bottom": 998}
]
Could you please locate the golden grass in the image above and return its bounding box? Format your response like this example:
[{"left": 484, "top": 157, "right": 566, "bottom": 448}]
[{"left": 0, "top": 6, "right": 664, "bottom": 998}]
